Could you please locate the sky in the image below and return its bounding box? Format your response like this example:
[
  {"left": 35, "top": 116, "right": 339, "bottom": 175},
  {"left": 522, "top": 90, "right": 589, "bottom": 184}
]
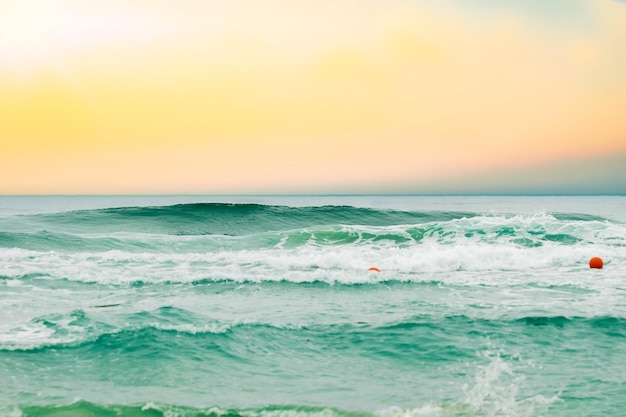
[{"left": 1, "top": 0, "right": 625, "bottom": 195}]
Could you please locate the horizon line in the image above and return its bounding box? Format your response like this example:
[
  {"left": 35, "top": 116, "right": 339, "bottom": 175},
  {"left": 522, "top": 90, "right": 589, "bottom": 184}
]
[{"left": 2, "top": 193, "right": 625, "bottom": 197}]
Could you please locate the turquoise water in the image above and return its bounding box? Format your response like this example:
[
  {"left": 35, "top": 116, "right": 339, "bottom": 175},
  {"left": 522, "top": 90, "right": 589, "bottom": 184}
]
[{"left": 1, "top": 196, "right": 625, "bottom": 417}]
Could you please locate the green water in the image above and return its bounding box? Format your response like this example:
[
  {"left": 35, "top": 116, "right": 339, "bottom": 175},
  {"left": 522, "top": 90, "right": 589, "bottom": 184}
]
[{"left": 1, "top": 196, "right": 625, "bottom": 416}]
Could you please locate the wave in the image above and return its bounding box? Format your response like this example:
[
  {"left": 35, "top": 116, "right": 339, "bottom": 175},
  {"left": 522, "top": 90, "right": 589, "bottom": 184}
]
[
  {"left": 2, "top": 307, "right": 624, "bottom": 352},
  {"left": 2, "top": 202, "right": 619, "bottom": 237},
  {"left": 5, "top": 402, "right": 372, "bottom": 417},
  {"left": 0, "top": 205, "right": 623, "bottom": 257},
  {"left": 1, "top": 396, "right": 560, "bottom": 417},
  {"left": 3, "top": 203, "right": 478, "bottom": 236}
]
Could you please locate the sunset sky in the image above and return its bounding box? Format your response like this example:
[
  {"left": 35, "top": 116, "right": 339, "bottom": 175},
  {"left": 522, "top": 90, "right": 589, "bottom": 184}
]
[{"left": 1, "top": 0, "right": 625, "bottom": 194}]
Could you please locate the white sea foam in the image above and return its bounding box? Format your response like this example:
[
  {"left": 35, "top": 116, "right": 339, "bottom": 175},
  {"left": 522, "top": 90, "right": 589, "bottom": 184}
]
[
  {"left": 1, "top": 233, "right": 623, "bottom": 288},
  {"left": 0, "top": 321, "right": 75, "bottom": 350}
]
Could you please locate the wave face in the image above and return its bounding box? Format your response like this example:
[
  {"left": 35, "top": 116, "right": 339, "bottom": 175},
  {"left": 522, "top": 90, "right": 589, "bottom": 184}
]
[{"left": 1, "top": 196, "right": 625, "bottom": 417}]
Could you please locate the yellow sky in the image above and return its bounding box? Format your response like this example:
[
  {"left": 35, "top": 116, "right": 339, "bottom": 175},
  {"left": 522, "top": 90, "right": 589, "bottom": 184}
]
[{"left": 1, "top": 0, "right": 625, "bottom": 194}]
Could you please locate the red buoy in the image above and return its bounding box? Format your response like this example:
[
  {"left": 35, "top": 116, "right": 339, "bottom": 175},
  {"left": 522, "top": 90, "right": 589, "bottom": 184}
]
[
  {"left": 368, "top": 267, "right": 381, "bottom": 272},
  {"left": 589, "top": 257, "right": 603, "bottom": 269}
]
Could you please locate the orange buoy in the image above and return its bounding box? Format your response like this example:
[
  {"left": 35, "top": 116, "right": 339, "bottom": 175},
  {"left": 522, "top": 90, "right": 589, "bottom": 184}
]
[
  {"left": 368, "top": 267, "right": 381, "bottom": 273},
  {"left": 589, "top": 257, "right": 603, "bottom": 269}
]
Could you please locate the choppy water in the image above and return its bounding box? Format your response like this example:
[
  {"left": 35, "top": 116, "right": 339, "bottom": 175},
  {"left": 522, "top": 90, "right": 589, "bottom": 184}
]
[{"left": 1, "top": 196, "right": 625, "bottom": 417}]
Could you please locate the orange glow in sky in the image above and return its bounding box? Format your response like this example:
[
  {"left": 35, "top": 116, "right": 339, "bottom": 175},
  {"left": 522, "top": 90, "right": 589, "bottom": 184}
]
[{"left": 1, "top": 0, "right": 625, "bottom": 194}]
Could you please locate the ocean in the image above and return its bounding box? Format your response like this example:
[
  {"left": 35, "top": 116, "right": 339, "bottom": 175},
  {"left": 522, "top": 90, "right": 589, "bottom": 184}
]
[{"left": 1, "top": 195, "right": 625, "bottom": 417}]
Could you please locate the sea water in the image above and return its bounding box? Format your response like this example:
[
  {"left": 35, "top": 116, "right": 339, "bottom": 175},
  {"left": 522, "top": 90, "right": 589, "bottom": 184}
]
[{"left": 0, "top": 195, "right": 625, "bottom": 417}]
